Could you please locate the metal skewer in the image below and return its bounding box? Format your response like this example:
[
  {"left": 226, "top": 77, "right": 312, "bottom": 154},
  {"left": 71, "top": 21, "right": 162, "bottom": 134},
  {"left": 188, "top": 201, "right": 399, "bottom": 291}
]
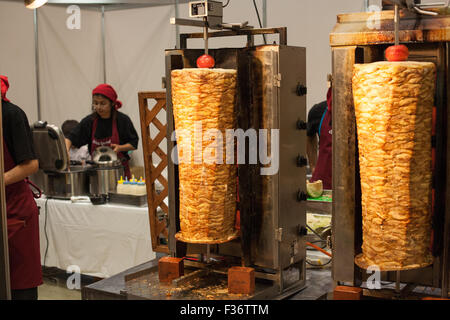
[
  {"left": 203, "top": 17, "right": 209, "bottom": 55},
  {"left": 206, "top": 244, "right": 211, "bottom": 263},
  {"left": 395, "top": 270, "right": 401, "bottom": 294},
  {"left": 394, "top": 4, "right": 400, "bottom": 46}
]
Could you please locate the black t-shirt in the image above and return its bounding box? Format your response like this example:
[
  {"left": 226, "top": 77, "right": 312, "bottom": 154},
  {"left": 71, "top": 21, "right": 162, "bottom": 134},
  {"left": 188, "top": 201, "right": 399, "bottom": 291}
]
[
  {"left": 67, "top": 111, "right": 139, "bottom": 160},
  {"left": 1, "top": 100, "right": 37, "bottom": 165},
  {"left": 307, "top": 101, "right": 328, "bottom": 138}
]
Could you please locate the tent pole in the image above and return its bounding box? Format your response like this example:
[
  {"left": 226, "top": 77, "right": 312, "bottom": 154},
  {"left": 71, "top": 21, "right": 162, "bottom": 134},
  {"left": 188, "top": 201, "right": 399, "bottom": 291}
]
[
  {"left": 263, "top": 0, "right": 267, "bottom": 28},
  {"left": 0, "top": 99, "right": 12, "bottom": 300},
  {"left": 34, "top": 9, "right": 42, "bottom": 121},
  {"left": 175, "top": 0, "right": 180, "bottom": 49},
  {"left": 102, "top": 5, "right": 107, "bottom": 83}
]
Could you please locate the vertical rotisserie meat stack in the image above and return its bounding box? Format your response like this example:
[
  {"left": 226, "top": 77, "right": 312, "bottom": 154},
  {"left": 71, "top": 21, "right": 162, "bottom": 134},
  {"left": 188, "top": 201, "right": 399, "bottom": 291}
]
[
  {"left": 352, "top": 61, "right": 436, "bottom": 270},
  {"left": 171, "top": 68, "right": 238, "bottom": 243}
]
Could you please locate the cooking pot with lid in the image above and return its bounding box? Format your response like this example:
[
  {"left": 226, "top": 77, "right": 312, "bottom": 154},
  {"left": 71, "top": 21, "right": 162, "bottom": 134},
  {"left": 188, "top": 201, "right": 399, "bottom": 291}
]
[
  {"left": 88, "top": 146, "right": 125, "bottom": 196},
  {"left": 44, "top": 165, "right": 91, "bottom": 199}
]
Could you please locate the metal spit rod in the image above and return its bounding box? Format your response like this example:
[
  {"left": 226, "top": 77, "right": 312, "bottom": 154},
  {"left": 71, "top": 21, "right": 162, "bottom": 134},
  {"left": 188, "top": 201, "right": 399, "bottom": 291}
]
[
  {"left": 394, "top": 4, "right": 400, "bottom": 46},
  {"left": 395, "top": 270, "right": 401, "bottom": 294},
  {"left": 203, "top": 17, "right": 209, "bottom": 55},
  {"left": 206, "top": 244, "right": 211, "bottom": 263}
]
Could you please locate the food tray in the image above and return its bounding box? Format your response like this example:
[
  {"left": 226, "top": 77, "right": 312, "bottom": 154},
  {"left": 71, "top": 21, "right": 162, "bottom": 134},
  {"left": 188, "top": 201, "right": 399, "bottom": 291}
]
[{"left": 108, "top": 192, "right": 148, "bottom": 207}]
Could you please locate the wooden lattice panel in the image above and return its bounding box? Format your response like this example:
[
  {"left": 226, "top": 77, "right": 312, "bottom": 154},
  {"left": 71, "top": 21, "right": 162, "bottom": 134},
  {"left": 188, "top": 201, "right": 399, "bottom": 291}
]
[{"left": 138, "top": 91, "right": 169, "bottom": 253}]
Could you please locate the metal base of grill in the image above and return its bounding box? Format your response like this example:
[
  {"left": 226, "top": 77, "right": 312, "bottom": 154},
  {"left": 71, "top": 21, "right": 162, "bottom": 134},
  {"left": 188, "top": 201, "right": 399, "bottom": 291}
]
[{"left": 82, "top": 256, "right": 317, "bottom": 300}]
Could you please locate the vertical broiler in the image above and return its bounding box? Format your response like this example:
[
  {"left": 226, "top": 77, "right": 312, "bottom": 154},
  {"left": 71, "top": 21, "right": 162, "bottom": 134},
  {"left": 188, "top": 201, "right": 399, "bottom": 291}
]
[
  {"left": 122, "top": 1, "right": 309, "bottom": 299},
  {"left": 330, "top": 0, "right": 450, "bottom": 298}
]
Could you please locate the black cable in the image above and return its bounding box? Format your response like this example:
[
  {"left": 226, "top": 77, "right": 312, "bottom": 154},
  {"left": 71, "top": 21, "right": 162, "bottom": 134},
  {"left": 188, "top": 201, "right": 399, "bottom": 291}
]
[
  {"left": 43, "top": 197, "right": 49, "bottom": 267},
  {"left": 222, "top": 0, "right": 231, "bottom": 8},
  {"left": 306, "top": 224, "right": 326, "bottom": 240},
  {"left": 252, "top": 0, "right": 267, "bottom": 44}
]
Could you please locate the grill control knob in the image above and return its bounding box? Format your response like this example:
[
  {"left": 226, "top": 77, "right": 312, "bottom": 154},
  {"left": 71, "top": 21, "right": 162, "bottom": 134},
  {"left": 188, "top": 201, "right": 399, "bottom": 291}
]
[
  {"left": 298, "top": 226, "right": 308, "bottom": 236},
  {"left": 297, "top": 190, "right": 307, "bottom": 202},
  {"left": 297, "top": 120, "right": 307, "bottom": 130},
  {"left": 297, "top": 155, "right": 307, "bottom": 167},
  {"left": 296, "top": 84, "right": 307, "bottom": 96}
]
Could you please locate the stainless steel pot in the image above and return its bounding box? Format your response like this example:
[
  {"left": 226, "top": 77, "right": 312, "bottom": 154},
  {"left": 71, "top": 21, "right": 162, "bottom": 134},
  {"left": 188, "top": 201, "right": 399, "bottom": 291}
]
[
  {"left": 88, "top": 163, "right": 124, "bottom": 196},
  {"left": 44, "top": 165, "right": 90, "bottom": 199}
]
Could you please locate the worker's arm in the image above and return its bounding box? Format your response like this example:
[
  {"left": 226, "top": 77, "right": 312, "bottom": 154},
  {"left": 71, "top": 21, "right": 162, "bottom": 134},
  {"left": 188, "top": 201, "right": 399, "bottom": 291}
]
[
  {"left": 65, "top": 138, "right": 72, "bottom": 153},
  {"left": 306, "top": 135, "right": 318, "bottom": 174},
  {"left": 64, "top": 138, "right": 72, "bottom": 162},
  {"left": 4, "top": 159, "right": 39, "bottom": 186},
  {"left": 111, "top": 143, "right": 135, "bottom": 153}
]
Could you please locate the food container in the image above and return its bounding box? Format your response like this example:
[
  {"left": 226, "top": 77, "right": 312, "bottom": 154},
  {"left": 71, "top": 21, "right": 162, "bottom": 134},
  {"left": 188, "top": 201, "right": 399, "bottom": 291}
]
[
  {"left": 88, "top": 162, "right": 124, "bottom": 196},
  {"left": 86, "top": 146, "right": 125, "bottom": 196},
  {"left": 43, "top": 165, "right": 91, "bottom": 199}
]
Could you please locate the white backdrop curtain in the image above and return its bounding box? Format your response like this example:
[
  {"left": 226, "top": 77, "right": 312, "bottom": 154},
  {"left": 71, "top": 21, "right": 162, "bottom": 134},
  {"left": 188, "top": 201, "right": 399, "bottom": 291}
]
[
  {"left": 38, "top": 5, "right": 103, "bottom": 130},
  {"left": 0, "top": 1, "right": 37, "bottom": 121},
  {"left": 104, "top": 5, "right": 175, "bottom": 168}
]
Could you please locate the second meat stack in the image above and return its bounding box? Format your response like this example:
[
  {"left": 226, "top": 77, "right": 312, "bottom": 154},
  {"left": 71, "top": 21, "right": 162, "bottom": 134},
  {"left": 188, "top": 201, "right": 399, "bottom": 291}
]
[{"left": 352, "top": 61, "right": 436, "bottom": 270}]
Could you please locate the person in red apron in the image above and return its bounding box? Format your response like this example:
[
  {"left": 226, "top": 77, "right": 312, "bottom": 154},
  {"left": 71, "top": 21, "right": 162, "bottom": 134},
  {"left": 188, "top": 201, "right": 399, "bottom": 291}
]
[
  {"left": 307, "top": 87, "right": 332, "bottom": 189},
  {"left": 1, "top": 75, "right": 43, "bottom": 300},
  {"left": 65, "top": 84, "right": 139, "bottom": 179}
]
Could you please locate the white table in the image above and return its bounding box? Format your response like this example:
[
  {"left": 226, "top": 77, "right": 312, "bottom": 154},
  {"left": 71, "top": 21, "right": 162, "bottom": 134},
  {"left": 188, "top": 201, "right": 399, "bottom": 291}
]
[{"left": 36, "top": 196, "right": 155, "bottom": 279}]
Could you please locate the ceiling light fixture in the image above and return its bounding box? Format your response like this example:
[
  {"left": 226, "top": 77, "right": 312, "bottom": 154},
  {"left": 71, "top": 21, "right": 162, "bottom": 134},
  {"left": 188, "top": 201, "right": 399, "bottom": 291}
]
[{"left": 24, "top": 0, "right": 48, "bottom": 9}]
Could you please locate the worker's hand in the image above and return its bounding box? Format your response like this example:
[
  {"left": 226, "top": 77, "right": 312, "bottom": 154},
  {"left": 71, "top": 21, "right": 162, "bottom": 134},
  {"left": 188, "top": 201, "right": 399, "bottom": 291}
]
[{"left": 111, "top": 144, "right": 121, "bottom": 153}]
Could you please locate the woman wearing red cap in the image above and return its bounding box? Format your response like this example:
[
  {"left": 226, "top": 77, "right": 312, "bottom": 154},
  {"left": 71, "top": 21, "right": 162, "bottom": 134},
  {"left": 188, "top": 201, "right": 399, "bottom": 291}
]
[
  {"left": 65, "top": 84, "right": 138, "bottom": 178},
  {"left": 1, "top": 75, "right": 43, "bottom": 299}
]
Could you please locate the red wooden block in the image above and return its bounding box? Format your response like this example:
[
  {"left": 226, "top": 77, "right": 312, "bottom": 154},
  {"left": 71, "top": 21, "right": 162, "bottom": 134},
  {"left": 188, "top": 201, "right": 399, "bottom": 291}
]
[
  {"left": 228, "top": 266, "right": 255, "bottom": 295},
  {"left": 158, "top": 257, "right": 184, "bottom": 283},
  {"left": 333, "top": 286, "right": 363, "bottom": 300}
]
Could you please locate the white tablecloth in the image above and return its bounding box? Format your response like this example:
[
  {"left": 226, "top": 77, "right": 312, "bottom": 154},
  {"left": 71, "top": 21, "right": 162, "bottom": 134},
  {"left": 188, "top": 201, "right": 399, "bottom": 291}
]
[{"left": 36, "top": 197, "right": 155, "bottom": 278}]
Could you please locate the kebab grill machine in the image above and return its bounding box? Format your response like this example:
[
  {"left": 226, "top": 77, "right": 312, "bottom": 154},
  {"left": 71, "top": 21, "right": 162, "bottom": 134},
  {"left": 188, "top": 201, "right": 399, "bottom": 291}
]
[
  {"left": 120, "top": 1, "right": 309, "bottom": 300},
  {"left": 330, "top": 0, "right": 450, "bottom": 299}
]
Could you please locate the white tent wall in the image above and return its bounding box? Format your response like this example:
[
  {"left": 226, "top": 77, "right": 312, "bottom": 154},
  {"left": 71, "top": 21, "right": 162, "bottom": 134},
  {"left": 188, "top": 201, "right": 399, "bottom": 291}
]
[
  {"left": 0, "top": 0, "right": 38, "bottom": 121},
  {"left": 38, "top": 5, "right": 104, "bottom": 127},
  {"left": 104, "top": 5, "right": 176, "bottom": 169},
  {"left": 266, "top": 0, "right": 365, "bottom": 108}
]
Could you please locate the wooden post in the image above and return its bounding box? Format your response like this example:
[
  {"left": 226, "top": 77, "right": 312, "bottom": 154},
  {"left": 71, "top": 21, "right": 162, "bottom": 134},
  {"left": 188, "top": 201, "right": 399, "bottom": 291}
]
[{"left": 0, "top": 98, "right": 12, "bottom": 299}]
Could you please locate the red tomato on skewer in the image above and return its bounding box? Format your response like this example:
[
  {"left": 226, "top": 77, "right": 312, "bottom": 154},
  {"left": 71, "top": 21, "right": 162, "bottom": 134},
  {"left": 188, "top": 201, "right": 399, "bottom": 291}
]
[
  {"left": 197, "top": 54, "right": 215, "bottom": 68},
  {"left": 385, "top": 45, "right": 409, "bottom": 62}
]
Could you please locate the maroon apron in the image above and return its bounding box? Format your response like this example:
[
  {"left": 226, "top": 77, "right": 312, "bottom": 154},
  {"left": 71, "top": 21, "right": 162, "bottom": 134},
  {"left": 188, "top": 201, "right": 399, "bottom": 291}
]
[
  {"left": 3, "top": 140, "right": 43, "bottom": 290},
  {"left": 91, "top": 116, "right": 131, "bottom": 179},
  {"left": 311, "top": 88, "right": 332, "bottom": 189}
]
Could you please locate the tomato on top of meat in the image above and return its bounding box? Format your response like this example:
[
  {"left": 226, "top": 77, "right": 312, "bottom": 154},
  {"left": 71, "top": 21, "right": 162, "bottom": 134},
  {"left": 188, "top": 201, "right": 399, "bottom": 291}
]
[
  {"left": 196, "top": 54, "right": 215, "bottom": 68},
  {"left": 385, "top": 45, "right": 409, "bottom": 62}
]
